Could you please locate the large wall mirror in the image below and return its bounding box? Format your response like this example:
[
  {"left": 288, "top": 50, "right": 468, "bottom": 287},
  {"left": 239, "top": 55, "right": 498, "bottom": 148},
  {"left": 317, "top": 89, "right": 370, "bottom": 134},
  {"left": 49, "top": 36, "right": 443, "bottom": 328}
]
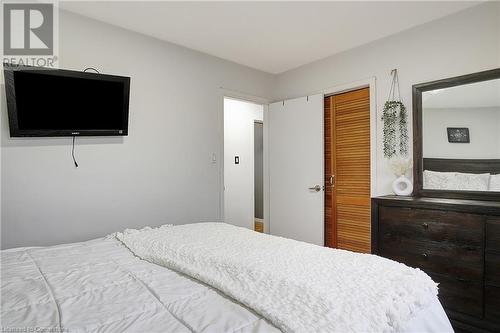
[{"left": 413, "top": 68, "right": 500, "bottom": 200}]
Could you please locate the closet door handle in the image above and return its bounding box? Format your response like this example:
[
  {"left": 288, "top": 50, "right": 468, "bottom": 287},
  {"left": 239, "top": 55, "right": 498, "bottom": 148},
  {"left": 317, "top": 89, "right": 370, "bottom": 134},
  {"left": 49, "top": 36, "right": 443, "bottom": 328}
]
[{"left": 308, "top": 185, "right": 321, "bottom": 192}]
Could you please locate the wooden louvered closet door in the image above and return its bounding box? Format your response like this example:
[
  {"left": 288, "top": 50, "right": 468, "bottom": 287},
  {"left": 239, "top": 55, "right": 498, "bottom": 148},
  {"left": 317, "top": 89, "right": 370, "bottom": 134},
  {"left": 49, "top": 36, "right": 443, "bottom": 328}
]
[{"left": 324, "top": 88, "right": 371, "bottom": 253}]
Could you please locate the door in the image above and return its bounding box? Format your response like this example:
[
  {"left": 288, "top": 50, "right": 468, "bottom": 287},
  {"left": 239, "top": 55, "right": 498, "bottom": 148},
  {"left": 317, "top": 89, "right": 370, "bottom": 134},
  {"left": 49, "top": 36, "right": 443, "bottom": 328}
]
[
  {"left": 325, "top": 88, "right": 371, "bottom": 253},
  {"left": 269, "top": 94, "right": 323, "bottom": 245}
]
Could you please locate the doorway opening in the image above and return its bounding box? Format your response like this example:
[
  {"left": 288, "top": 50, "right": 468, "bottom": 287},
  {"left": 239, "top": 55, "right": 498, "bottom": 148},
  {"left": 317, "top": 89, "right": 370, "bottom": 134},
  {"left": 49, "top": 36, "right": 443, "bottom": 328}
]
[
  {"left": 254, "top": 121, "right": 264, "bottom": 232},
  {"left": 223, "top": 97, "right": 265, "bottom": 232}
]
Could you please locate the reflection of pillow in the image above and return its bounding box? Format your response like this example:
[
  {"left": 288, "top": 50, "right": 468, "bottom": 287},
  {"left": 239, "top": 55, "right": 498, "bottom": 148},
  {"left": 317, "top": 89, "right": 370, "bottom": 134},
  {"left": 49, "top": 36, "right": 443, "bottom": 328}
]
[
  {"left": 490, "top": 174, "right": 500, "bottom": 191},
  {"left": 454, "top": 172, "right": 490, "bottom": 191},
  {"left": 423, "top": 170, "right": 490, "bottom": 191},
  {"left": 423, "top": 170, "right": 457, "bottom": 190}
]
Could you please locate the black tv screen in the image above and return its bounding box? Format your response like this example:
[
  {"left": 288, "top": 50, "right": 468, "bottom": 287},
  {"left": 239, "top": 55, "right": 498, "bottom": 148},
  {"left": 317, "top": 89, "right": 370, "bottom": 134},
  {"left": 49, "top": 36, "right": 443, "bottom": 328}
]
[{"left": 4, "top": 65, "right": 130, "bottom": 137}]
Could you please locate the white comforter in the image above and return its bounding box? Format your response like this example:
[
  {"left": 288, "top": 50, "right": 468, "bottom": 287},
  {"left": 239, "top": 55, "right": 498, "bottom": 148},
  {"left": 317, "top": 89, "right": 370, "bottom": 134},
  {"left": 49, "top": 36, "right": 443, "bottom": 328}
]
[
  {"left": 1, "top": 237, "right": 278, "bottom": 333},
  {"left": 1, "top": 224, "right": 453, "bottom": 333},
  {"left": 116, "top": 223, "right": 443, "bottom": 333}
]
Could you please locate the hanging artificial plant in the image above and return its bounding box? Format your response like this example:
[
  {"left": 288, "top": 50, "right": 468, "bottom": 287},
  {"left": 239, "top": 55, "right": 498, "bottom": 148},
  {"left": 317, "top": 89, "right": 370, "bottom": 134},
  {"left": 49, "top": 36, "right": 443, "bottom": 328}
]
[{"left": 382, "top": 69, "right": 409, "bottom": 158}]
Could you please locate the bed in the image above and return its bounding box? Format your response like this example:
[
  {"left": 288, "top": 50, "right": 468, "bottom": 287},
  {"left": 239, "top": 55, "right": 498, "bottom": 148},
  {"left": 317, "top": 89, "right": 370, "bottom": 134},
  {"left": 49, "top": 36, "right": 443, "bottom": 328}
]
[
  {"left": 1, "top": 223, "right": 453, "bottom": 332},
  {"left": 423, "top": 158, "right": 500, "bottom": 192},
  {"left": 423, "top": 158, "right": 500, "bottom": 175}
]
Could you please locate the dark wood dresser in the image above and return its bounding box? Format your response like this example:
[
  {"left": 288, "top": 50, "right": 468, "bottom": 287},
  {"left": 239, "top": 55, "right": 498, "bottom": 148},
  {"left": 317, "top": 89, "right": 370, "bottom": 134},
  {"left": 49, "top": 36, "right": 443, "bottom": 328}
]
[{"left": 372, "top": 196, "right": 500, "bottom": 333}]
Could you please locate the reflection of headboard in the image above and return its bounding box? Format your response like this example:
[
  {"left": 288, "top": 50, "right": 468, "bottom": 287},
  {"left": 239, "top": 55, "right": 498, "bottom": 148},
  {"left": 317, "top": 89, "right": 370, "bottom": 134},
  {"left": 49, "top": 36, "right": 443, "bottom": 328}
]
[{"left": 423, "top": 158, "right": 500, "bottom": 174}]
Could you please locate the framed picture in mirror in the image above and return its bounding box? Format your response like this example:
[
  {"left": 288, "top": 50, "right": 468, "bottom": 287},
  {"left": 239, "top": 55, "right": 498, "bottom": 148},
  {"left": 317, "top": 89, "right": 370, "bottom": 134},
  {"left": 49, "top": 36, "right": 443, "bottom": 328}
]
[{"left": 447, "top": 127, "right": 470, "bottom": 143}]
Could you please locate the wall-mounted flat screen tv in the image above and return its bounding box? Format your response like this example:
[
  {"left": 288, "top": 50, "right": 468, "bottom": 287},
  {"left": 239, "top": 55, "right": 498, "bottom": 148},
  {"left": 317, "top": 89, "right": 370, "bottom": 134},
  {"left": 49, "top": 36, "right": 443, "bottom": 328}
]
[{"left": 4, "top": 64, "right": 130, "bottom": 137}]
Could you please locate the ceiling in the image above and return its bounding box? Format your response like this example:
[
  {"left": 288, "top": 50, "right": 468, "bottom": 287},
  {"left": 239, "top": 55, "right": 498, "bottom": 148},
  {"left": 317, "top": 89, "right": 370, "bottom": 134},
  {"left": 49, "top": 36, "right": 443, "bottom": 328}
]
[
  {"left": 423, "top": 79, "right": 500, "bottom": 109},
  {"left": 59, "top": 1, "right": 482, "bottom": 74}
]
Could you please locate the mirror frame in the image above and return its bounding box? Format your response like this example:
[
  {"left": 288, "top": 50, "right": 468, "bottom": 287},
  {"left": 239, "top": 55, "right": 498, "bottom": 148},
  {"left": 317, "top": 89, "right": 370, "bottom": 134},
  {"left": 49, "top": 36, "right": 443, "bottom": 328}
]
[{"left": 412, "top": 68, "right": 500, "bottom": 201}]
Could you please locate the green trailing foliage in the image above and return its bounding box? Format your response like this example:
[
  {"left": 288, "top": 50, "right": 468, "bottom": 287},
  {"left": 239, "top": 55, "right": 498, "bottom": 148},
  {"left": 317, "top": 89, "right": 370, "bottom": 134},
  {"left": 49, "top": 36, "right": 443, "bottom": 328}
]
[{"left": 382, "top": 100, "right": 408, "bottom": 158}]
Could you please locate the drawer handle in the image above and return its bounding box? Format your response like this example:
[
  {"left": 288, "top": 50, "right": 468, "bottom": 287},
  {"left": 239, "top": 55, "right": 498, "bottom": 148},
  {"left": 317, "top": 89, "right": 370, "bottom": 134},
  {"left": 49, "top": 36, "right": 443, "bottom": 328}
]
[
  {"left": 422, "top": 223, "right": 429, "bottom": 229},
  {"left": 422, "top": 252, "right": 429, "bottom": 259}
]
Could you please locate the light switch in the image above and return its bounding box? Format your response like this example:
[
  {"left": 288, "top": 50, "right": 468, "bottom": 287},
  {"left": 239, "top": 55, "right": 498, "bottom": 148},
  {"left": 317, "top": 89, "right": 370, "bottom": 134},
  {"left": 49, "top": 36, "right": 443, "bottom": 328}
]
[{"left": 235, "top": 156, "right": 239, "bottom": 164}]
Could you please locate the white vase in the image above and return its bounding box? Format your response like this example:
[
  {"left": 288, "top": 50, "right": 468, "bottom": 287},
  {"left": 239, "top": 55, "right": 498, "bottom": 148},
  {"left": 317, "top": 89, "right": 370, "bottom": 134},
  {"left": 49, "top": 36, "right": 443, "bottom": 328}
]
[{"left": 392, "top": 175, "right": 413, "bottom": 196}]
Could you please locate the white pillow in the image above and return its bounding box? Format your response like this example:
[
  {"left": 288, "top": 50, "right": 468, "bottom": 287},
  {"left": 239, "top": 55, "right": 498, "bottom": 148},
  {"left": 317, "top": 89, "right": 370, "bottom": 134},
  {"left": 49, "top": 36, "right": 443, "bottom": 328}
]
[
  {"left": 454, "top": 172, "right": 490, "bottom": 191},
  {"left": 423, "top": 170, "right": 490, "bottom": 191},
  {"left": 490, "top": 174, "right": 500, "bottom": 191},
  {"left": 423, "top": 170, "right": 457, "bottom": 190}
]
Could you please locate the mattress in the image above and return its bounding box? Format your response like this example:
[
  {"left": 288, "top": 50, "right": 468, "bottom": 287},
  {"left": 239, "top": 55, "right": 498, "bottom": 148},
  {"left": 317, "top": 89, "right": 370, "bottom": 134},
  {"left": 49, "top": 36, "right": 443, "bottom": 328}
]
[{"left": 1, "top": 237, "right": 453, "bottom": 332}]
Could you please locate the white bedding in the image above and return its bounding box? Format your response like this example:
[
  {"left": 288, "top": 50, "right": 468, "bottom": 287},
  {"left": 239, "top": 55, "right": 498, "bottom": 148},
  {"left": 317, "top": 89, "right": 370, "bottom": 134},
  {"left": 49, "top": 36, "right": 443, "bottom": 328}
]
[
  {"left": 1, "top": 238, "right": 278, "bottom": 333},
  {"left": 423, "top": 170, "right": 494, "bottom": 191},
  {"left": 116, "top": 223, "right": 451, "bottom": 333},
  {"left": 1, "top": 228, "right": 453, "bottom": 333}
]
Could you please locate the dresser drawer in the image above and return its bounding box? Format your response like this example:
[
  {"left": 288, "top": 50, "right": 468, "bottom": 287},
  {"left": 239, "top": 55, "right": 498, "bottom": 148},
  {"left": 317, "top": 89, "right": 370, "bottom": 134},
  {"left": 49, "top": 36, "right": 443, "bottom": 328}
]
[
  {"left": 380, "top": 236, "right": 483, "bottom": 280},
  {"left": 485, "top": 285, "right": 500, "bottom": 324},
  {"left": 486, "top": 218, "right": 500, "bottom": 252},
  {"left": 379, "top": 207, "right": 483, "bottom": 280},
  {"left": 379, "top": 206, "right": 484, "bottom": 246},
  {"left": 486, "top": 252, "right": 500, "bottom": 286},
  {"left": 430, "top": 272, "right": 483, "bottom": 319}
]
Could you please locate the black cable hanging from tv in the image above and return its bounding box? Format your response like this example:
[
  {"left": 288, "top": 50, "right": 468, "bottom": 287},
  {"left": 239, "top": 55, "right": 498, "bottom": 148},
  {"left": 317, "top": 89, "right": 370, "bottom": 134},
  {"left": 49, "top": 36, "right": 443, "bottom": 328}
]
[
  {"left": 83, "top": 67, "right": 100, "bottom": 74},
  {"left": 70, "top": 67, "right": 100, "bottom": 168},
  {"left": 72, "top": 136, "right": 79, "bottom": 168}
]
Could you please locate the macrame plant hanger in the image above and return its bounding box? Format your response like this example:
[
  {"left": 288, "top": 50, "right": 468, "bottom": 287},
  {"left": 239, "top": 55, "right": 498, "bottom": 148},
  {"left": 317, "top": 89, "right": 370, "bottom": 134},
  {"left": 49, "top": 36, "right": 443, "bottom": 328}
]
[
  {"left": 382, "top": 69, "right": 408, "bottom": 158},
  {"left": 388, "top": 69, "right": 401, "bottom": 102}
]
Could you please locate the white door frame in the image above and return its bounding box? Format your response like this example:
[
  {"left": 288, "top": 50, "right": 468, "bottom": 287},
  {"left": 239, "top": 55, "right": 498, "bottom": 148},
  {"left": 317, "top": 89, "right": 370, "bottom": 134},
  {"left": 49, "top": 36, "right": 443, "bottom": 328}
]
[
  {"left": 321, "top": 77, "right": 378, "bottom": 197},
  {"left": 219, "top": 88, "right": 271, "bottom": 231}
]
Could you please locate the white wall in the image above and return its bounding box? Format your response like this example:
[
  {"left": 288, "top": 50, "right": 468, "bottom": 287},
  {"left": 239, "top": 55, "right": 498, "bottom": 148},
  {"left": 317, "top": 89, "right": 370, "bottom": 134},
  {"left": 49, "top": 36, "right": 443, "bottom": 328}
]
[
  {"left": 272, "top": 2, "right": 500, "bottom": 195},
  {"left": 223, "top": 98, "right": 263, "bottom": 229},
  {"left": 0, "top": 10, "right": 274, "bottom": 249},
  {"left": 423, "top": 107, "right": 500, "bottom": 159}
]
